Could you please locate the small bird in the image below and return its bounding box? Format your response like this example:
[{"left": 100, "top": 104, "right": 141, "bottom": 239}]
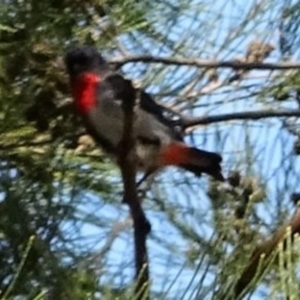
[{"left": 65, "top": 46, "right": 224, "bottom": 181}]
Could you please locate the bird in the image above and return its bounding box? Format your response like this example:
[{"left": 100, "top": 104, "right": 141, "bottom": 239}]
[{"left": 64, "top": 45, "right": 224, "bottom": 181}]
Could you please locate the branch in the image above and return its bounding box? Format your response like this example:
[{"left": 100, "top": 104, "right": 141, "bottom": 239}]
[
  {"left": 233, "top": 208, "right": 300, "bottom": 298},
  {"left": 117, "top": 79, "right": 150, "bottom": 300},
  {"left": 111, "top": 55, "right": 300, "bottom": 70},
  {"left": 181, "top": 109, "right": 300, "bottom": 128}
]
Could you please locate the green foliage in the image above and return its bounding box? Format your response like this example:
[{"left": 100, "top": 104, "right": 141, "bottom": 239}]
[{"left": 0, "top": 0, "right": 133, "bottom": 298}]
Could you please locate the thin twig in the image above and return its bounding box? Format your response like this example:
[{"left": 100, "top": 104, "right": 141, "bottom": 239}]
[
  {"left": 181, "top": 109, "right": 300, "bottom": 128},
  {"left": 117, "top": 79, "right": 150, "bottom": 300},
  {"left": 111, "top": 55, "right": 300, "bottom": 70}
]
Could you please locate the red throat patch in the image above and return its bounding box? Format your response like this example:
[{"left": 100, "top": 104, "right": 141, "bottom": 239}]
[{"left": 72, "top": 73, "right": 100, "bottom": 114}]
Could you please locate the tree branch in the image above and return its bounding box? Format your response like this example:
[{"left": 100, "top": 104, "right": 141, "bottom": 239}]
[
  {"left": 117, "top": 79, "right": 150, "bottom": 300},
  {"left": 181, "top": 109, "right": 300, "bottom": 128},
  {"left": 234, "top": 208, "right": 300, "bottom": 298},
  {"left": 111, "top": 55, "right": 300, "bottom": 70}
]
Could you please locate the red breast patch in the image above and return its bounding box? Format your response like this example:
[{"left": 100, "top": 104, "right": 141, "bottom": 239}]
[{"left": 72, "top": 73, "right": 100, "bottom": 114}]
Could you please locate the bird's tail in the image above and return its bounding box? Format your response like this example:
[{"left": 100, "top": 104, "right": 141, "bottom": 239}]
[{"left": 159, "top": 142, "right": 224, "bottom": 181}]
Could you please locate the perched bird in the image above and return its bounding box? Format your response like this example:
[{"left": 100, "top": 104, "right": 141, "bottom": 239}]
[{"left": 65, "top": 46, "right": 224, "bottom": 181}]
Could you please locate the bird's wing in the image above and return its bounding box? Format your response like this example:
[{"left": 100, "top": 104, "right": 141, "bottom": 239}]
[{"left": 98, "top": 73, "right": 183, "bottom": 141}]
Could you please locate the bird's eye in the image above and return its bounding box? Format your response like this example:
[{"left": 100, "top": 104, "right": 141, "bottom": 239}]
[
  {"left": 72, "top": 62, "right": 81, "bottom": 71},
  {"left": 76, "top": 54, "right": 88, "bottom": 64}
]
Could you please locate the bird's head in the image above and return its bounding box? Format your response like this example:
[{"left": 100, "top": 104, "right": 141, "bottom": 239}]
[{"left": 64, "top": 46, "right": 107, "bottom": 78}]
